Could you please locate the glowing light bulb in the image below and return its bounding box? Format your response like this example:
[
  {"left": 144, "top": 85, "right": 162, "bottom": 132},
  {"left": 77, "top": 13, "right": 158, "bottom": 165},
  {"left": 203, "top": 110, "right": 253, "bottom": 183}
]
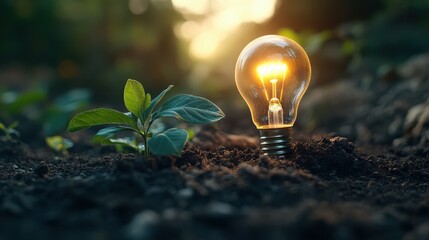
[{"left": 235, "top": 35, "right": 311, "bottom": 156}]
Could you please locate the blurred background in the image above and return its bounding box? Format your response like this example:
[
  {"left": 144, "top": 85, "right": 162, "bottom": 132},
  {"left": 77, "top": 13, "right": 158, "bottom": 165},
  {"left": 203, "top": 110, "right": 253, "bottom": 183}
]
[{"left": 1, "top": 0, "right": 429, "bottom": 146}]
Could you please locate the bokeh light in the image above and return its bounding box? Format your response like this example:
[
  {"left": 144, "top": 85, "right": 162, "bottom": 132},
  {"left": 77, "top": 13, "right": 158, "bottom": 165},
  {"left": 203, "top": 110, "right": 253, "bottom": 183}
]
[
  {"left": 172, "top": 0, "right": 279, "bottom": 59},
  {"left": 129, "top": 0, "right": 149, "bottom": 15}
]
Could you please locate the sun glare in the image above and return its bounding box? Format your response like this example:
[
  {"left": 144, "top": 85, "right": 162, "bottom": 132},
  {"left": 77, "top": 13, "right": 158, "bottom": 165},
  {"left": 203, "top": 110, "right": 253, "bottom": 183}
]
[{"left": 172, "top": 0, "right": 279, "bottom": 60}]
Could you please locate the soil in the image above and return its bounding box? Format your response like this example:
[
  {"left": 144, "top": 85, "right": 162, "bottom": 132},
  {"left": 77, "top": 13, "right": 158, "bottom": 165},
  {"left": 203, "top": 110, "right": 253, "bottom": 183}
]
[
  {"left": 1, "top": 126, "right": 429, "bottom": 240},
  {"left": 1, "top": 54, "right": 429, "bottom": 240}
]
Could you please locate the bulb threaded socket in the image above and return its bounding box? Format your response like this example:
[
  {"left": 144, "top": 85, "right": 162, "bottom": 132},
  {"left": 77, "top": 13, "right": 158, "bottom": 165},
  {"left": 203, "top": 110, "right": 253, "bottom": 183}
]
[{"left": 259, "top": 127, "right": 292, "bottom": 157}]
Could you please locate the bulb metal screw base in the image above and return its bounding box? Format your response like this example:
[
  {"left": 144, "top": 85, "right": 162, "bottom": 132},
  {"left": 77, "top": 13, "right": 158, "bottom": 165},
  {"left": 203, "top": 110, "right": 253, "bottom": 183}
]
[{"left": 259, "top": 127, "right": 292, "bottom": 157}]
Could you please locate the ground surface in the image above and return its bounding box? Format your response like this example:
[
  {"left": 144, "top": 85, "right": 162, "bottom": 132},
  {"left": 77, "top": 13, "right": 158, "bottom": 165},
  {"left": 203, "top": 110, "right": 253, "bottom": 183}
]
[{"left": 0, "top": 128, "right": 429, "bottom": 240}]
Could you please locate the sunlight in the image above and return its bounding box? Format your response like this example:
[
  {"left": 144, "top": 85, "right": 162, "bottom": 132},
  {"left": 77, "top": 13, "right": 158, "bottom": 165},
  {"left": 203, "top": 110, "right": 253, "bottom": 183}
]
[
  {"left": 190, "top": 30, "right": 223, "bottom": 59},
  {"left": 171, "top": 0, "right": 210, "bottom": 15},
  {"left": 172, "top": 0, "right": 279, "bottom": 60},
  {"left": 177, "top": 21, "right": 201, "bottom": 40}
]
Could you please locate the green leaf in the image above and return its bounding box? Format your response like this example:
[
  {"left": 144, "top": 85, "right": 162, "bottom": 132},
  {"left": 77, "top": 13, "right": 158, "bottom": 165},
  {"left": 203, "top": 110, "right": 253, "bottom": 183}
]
[
  {"left": 143, "top": 93, "right": 151, "bottom": 110},
  {"left": 187, "top": 129, "right": 195, "bottom": 140},
  {"left": 142, "top": 85, "right": 173, "bottom": 122},
  {"left": 3, "top": 89, "right": 47, "bottom": 115},
  {"left": 105, "top": 137, "right": 145, "bottom": 153},
  {"left": 149, "top": 119, "right": 166, "bottom": 135},
  {"left": 148, "top": 128, "right": 188, "bottom": 156},
  {"left": 341, "top": 40, "right": 357, "bottom": 56},
  {"left": 54, "top": 89, "right": 91, "bottom": 113},
  {"left": 46, "top": 136, "right": 74, "bottom": 152},
  {"left": 154, "top": 94, "right": 225, "bottom": 124},
  {"left": 124, "top": 79, "right": 146, "bottom": 118},
  {"left": 96, "top": 126, "right": 139, "bottom": 138},
  {"left": 67, "top": 108, "right": 138, "bottom": 132},
  {"left": 8, "top": 121, "right": 18, "bottom": 130},
  {"left": 0, "top": 122, "right": 20, "bottom": 138}
]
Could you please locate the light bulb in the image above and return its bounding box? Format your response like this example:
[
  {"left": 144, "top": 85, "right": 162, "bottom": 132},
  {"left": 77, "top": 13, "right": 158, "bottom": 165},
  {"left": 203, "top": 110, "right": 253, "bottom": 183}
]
[{"left": 235, "top": 35, "right": 311, "bottom": 156}]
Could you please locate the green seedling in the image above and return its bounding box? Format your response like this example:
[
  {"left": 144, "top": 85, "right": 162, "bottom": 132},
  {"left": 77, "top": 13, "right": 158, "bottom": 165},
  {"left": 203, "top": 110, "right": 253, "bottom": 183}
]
[
  {"left": 0, "top": 89, "right": 46, "bottom": 116},
  {"left": 67, "top": 79, "right": 224, "bottom": 158},
  {"left": 46, "top": 135, "right": 74, "bottom": 156},
  {"left": 0, "top": 88, "right": 90, "bottom": 136},
  {"left": 0, "top": 122, "right": 20, "bottom": 141}
]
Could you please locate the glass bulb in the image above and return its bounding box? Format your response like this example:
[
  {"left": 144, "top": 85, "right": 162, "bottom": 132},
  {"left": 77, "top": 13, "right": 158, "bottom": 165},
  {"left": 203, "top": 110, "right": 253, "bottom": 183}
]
[{"left": 235, "top": 35, "right": 311, "bottom": 156}]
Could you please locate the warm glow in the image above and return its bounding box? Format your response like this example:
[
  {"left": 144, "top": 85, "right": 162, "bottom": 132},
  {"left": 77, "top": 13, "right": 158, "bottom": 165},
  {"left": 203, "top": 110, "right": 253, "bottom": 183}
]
[
  {"left": 257, "top": 62, "right": 287, "bottom": 82},
  {"left": 190, "top": 30, "right": 223, "bottom": 59},
  {"left": 235, "top": 35, "right": 311, "bottom": 132},
  {"left": 176, "top": 21, "right": 201, "bottom": 40},
  {"left": 172, "top": 0, "right": 279, "bottom": 59},
  {"left": 171, "top": 0, "right": 210, "bottom": 15}
]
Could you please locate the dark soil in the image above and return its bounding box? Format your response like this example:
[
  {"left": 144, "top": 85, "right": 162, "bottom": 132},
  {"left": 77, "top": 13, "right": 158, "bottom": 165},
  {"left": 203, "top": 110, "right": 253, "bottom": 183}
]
[{"left": 1, "top": 127, "right": 429, "bottom": 240}]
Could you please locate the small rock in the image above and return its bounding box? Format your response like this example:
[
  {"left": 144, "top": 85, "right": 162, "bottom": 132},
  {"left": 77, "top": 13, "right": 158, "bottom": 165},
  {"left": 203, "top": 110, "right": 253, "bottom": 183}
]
[
  {"left": 71, "top": 176, "right": 83, "bottom": 181},
  {"left": 200, "top": 202, "right": 235, "bottom": 221},
  {"left": 404, "top": 103, "right": 426, "bottom": 132},
  {"left": 162, "top": 208, "right": 179, "bottom": 220},
  {"left": 404, "top": 102, "right": 429, "bottom": 139},
  {"left": 127, "top": 210, "right": 160, "bottom": 240},
  {"left": 177, "top": 188, "right": 194, "bottom": 199},
  {"left": 399, "top": 53, "right": 429, "bottom": 81},
  {"left": 392, "top": 138, "right": 407, "bottom": 148},
  {"left": 203, "top": 178, "right": 220, "bottom": 190}
]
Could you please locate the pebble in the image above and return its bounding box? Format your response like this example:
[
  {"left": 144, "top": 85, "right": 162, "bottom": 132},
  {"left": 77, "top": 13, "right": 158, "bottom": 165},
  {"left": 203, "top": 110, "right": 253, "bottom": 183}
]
[
  {"left": 127, "top": 210, "right": 160, "bottom": 240},
  {"left": 399, "top": 54, "right": 429, "bottom": 80},
  {"left": 71, "top": 176, "right": 83, "bottom": 182},
  {"left": 404, "top": 102, "right": 429, "bottom": 143},
  {"left": 177, "top": 188, "right": 193, "bottom": 199},
  {"left": 203, "top": 201, "right": 235, "bottom": 219},
  {"left": 404, "top": 103, "right": 426, "bottom": 132}
]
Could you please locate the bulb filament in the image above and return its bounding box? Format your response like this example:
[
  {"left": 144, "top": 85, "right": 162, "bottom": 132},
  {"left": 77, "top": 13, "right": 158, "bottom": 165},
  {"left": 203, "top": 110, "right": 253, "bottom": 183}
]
[{"left": 257, "top": 62, "right": 287, "bottom": 127}]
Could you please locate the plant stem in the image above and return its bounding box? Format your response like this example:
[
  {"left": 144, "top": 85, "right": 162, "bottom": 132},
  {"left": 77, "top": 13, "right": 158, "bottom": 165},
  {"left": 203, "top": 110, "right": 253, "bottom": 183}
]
[
  {"left": 143, "top": 131, "right": 149, "bottom": 160},
  {"left": 142, "top": 117, "right": 152, "bottom": 160}
]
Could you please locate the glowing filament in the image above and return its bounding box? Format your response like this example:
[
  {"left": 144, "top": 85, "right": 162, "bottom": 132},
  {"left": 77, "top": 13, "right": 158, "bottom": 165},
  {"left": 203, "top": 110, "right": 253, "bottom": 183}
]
[
  {"left": 256, "top": 62, "right": 288, "bottom": 127},
  {"left": 257, "top": 62, "right": 287, "bottom": 83}
]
